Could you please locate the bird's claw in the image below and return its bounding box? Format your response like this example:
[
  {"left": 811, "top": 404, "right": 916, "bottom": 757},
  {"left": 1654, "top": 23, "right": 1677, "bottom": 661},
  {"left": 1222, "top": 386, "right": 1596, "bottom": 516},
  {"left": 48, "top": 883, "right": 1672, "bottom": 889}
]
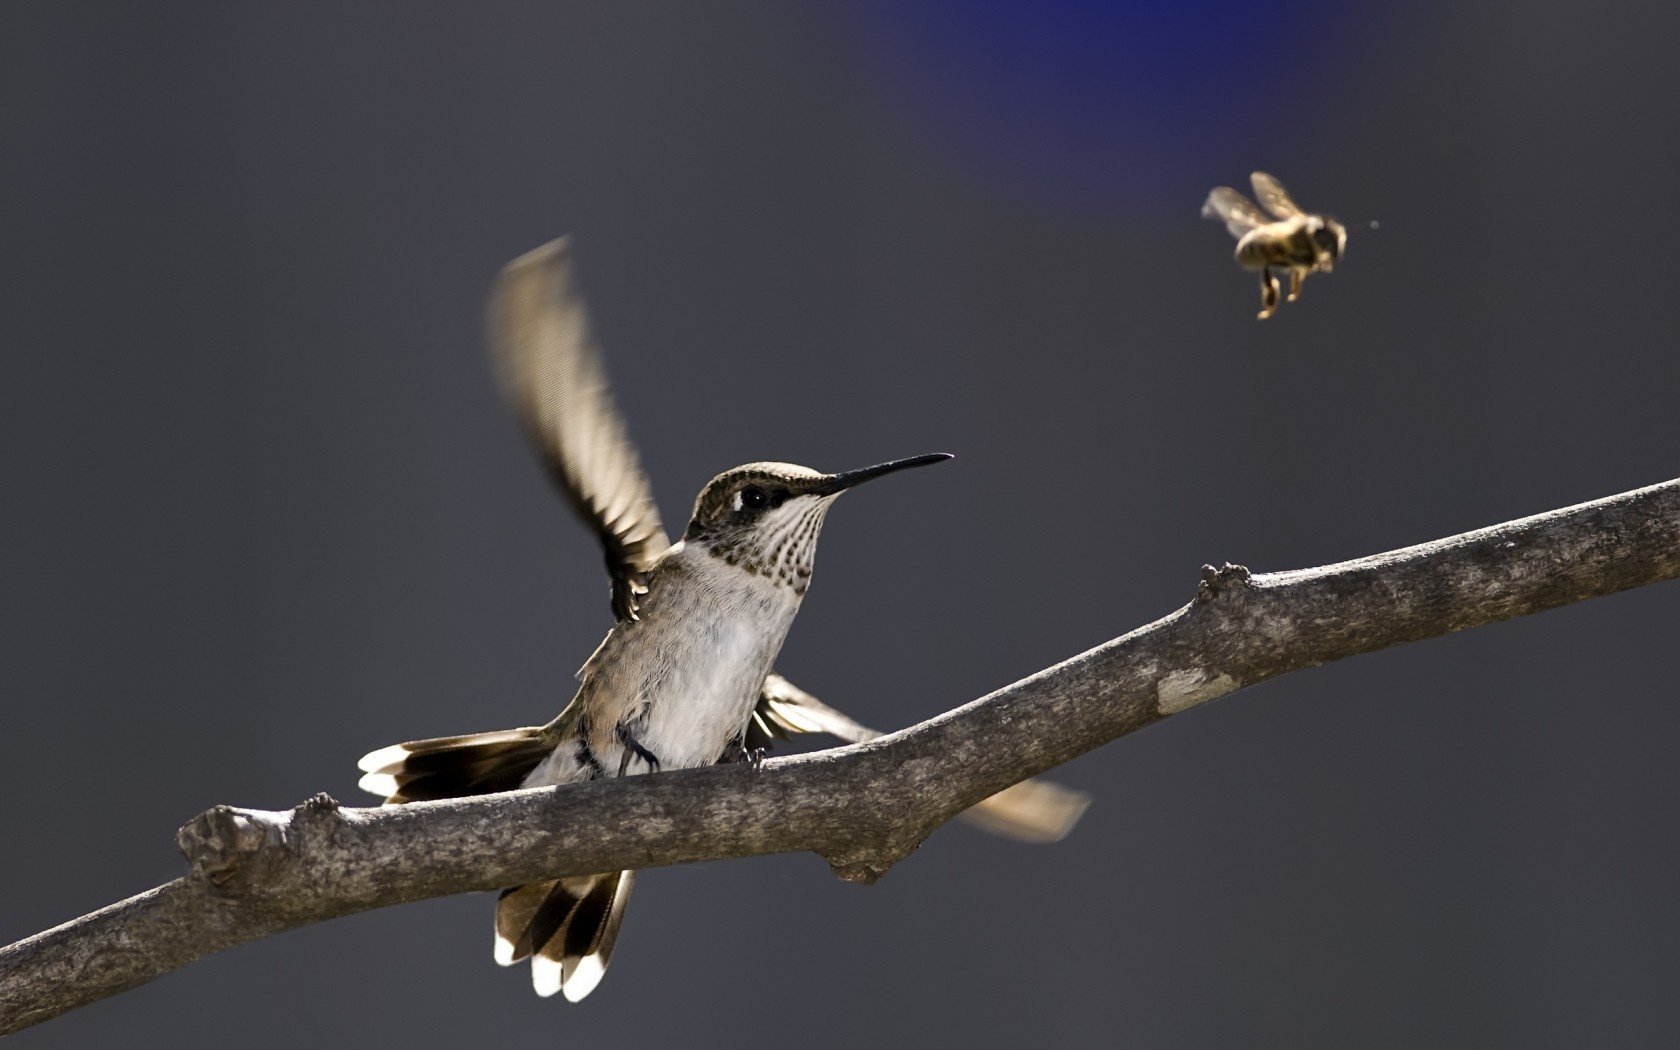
[{"left": 615, "top": 724, "right": 662, "bottom": 775}]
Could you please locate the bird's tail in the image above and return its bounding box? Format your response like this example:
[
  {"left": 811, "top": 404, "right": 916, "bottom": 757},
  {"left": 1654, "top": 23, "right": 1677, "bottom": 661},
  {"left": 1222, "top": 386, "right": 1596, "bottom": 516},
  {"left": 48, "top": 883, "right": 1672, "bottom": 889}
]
[
  {"left": 356, "top": 726, "right": 554, "bottom": 803},
  {"left": 495, "top": 871, "right": 634, "bottom": 1001},
  {"left": 355, "top": 727, "right": 631, "bottom": 1001}
]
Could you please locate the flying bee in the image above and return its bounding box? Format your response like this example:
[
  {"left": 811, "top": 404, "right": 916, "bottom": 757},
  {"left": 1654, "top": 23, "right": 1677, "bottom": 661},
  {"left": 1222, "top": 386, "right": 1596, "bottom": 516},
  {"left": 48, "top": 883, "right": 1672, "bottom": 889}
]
[{"left": 1202, "top": 171, "right": 1348, "bottom": 319}]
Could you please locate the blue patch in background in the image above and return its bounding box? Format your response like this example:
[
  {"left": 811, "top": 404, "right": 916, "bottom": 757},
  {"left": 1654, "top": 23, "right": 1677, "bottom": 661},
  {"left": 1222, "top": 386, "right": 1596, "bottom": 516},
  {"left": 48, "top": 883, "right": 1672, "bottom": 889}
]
[{"left": 829, "top": 0, "right": 1362, "bottom": 216}]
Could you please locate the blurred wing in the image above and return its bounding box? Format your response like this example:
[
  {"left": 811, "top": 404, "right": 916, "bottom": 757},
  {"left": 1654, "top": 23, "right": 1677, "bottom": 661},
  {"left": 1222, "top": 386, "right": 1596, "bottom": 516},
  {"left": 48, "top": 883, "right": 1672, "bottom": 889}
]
[
  {"left": 952, "top": 779, "right": 1092, "bottom": 845},
  {"left": 749, "top": 674, "right": 1090, "bottom": 844},
  {"left": 1250, "top": 171, "right": 1303, "bottom": 219},
  {"left": 1201, "top": 187, "right": 1269, "bottom": 240},
  {"left": 488, "top": 238, "right": 671, "bottom": 621},
  {"left": 748, "top": 673, "right": 878, "bottom": 749}
]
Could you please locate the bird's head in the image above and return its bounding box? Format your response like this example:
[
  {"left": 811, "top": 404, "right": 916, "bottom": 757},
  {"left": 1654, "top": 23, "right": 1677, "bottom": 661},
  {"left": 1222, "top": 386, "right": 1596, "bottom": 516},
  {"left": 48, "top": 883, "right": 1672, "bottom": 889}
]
[{"left": 682, "top": 453, "right": 952, "bottom": 591}]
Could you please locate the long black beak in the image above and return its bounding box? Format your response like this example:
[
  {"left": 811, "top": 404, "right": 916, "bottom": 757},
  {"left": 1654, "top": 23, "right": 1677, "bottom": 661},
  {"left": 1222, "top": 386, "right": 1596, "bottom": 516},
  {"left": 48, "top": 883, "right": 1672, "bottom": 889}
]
[{"left": 803, "top": 452, "right": 953, "bottom": 496}]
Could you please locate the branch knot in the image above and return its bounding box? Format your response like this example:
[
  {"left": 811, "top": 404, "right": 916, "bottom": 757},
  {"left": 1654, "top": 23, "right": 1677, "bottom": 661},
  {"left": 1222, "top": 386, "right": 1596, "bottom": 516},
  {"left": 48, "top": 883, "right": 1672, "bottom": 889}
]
[
  {"left": 819, "top": 829, "right": 928, "bottom": 887},
  {"left": 1196, "top": 562, "right": 1253, "bottom": 602},
  {"left": 178, "top": 806, "right": 284, "bottom": 887},
  {"left": 827, "top": 859, "right": 889, "bottom": 885},
  {"left": 295, "top": 792, "right": 341, "bottom": 818}
]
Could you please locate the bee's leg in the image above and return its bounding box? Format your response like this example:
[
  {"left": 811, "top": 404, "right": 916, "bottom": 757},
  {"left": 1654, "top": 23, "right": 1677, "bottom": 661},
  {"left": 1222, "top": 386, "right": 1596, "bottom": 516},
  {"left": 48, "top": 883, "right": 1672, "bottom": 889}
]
[
  {"left": 1287, "top": 267, "right": 1307, "bottom": 302},
  {"left": 1257, "top": 268, "right": 1280, "bottom": 320}
]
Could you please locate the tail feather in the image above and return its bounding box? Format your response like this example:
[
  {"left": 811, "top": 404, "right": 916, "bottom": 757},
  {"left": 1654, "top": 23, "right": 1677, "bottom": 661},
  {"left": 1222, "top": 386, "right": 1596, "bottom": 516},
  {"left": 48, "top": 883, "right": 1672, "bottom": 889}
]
[
  {"left": 358, "top": 726, "right": 632, "bottom": 1001},
  {"left": 509, "top": 872, "right": 634, "bottom": 1001},
  {"left": 355, "top": 727, "right": 552, "bottom": 803},
  {"left": 495, "top": 882, "right": 553, "bottom": 966},
  {"left": 584, "top": 871, "right": 632, "bottom": 980},
  {"left": 523, "top": 877, "right": 593, "bottom": 964}
]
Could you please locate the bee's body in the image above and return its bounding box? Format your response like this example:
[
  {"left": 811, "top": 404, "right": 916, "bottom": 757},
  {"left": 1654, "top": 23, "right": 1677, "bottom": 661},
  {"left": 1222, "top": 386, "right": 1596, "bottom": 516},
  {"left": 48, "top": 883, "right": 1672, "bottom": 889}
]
[
  {"left": 1204, "top": 172, "right": 1348, "bottom": 319},
  {"left": 1232, "top": 215, "right": 1320, "bottom": 271}
]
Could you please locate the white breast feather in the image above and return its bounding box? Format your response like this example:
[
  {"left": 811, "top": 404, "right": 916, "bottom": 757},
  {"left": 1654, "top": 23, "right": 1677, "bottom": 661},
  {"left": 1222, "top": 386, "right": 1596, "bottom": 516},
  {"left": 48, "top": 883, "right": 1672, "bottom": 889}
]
[{"left": 525, "top": 543, "right": 802, "bottom": 786}]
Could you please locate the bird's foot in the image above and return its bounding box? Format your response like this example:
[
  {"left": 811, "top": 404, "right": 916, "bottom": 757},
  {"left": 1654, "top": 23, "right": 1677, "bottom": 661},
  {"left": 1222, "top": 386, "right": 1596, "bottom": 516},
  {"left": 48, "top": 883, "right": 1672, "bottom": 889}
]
[
  {"left": 721, "top": 739, "right": 766, "bottom": 767},
  {"left": 615, "top": 724, "right": 662, "bottom": 775}
]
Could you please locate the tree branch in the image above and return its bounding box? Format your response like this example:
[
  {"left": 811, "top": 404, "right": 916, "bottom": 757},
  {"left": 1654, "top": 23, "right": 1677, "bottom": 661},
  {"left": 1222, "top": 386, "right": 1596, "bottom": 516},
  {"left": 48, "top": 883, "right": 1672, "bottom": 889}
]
[{"left": 4, "top": 476, "right": 1678, "bottom": 1036}]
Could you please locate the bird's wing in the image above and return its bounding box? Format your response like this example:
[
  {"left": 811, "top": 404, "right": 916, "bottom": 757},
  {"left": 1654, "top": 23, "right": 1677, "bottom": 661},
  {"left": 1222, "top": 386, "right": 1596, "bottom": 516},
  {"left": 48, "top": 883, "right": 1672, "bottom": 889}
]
[
  {"left": 748, "top": 673, "right": 879, "bottom": 749},
  {"left": 1250, "top": 171, "right": 1303, "bottom": 220},
  {"left": 488, "top": 238, "right": 671, "bottom": 621},
  {"left": 1201, "top": 186, "right": 1270, "bottom": 240},
  {"left": 749, "top": 674, "right": 1091, "bottom": 844}
]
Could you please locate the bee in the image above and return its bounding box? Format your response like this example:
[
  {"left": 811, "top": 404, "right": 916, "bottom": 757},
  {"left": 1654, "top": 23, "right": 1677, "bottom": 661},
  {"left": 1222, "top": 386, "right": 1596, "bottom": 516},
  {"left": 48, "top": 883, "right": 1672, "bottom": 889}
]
[{"left": 1202, "top": 171, "right": 1347, "bottom": 319}]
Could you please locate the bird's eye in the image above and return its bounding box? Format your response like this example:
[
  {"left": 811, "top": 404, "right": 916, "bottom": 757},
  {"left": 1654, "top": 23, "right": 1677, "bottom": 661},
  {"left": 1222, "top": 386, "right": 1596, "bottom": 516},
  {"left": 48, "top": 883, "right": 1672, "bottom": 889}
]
[{"left": 739, "top": 486, "right": 768, "bottom": 511}]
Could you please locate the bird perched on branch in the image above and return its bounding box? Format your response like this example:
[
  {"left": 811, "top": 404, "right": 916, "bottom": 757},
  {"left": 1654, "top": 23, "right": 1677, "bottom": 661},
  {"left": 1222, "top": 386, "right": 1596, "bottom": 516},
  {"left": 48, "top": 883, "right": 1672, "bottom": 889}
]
[{"left": 356, "top": 238, "right": 1088, "bottom": 1001}]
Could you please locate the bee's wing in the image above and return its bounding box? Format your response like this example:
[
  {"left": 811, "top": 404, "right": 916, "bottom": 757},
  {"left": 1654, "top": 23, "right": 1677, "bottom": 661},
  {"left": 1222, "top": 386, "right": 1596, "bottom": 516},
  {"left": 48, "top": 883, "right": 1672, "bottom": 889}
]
[
  {"left": 488, "top": 238, "right": 672, "bottom": 622},
  {"left": 1250, "top": 171, "right": 1303, "bottom": 220},
  {"left": 1201, "top": 187, "right": 1269, "bottom": 240},
  {"left": 746, "top": 674, "right": 1091, "bottom": 844}
]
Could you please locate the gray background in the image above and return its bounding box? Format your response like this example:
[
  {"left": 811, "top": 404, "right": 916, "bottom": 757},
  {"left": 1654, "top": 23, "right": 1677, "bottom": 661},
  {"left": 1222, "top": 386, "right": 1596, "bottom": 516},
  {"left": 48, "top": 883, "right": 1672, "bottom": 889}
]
[{"left": 5, "top": 2, "right": 1680, "bottom": 1047}]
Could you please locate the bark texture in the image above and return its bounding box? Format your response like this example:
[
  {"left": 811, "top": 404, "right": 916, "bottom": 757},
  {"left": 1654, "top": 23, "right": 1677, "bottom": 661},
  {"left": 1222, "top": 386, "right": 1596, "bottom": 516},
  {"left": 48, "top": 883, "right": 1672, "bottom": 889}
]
[{"left": 3, "top": 476, "right": 1678, "bottom": 1036}]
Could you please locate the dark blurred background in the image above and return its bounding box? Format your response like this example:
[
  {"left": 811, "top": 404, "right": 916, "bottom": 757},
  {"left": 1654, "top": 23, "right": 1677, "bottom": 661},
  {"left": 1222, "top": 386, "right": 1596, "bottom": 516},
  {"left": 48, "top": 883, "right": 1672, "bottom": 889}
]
[{"left": 4, "top": 2, "right": 1680, "bottom": 1046}]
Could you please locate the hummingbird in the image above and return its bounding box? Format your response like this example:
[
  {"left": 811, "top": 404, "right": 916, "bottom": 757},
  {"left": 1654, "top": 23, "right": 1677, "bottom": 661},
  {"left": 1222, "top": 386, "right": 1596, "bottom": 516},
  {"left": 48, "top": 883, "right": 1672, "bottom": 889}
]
[{"left": 356, "top": 238, "right": 1087, "bottom": 1002}]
